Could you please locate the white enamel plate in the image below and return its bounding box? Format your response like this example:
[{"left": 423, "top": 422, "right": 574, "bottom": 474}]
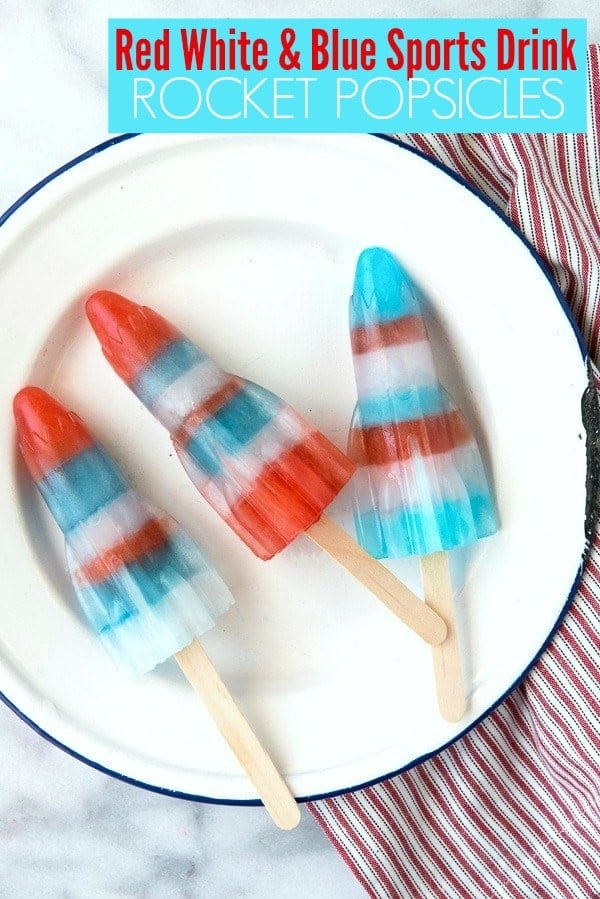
[{"left": 0, "top": 134, "right": 588, "bottom": 802}]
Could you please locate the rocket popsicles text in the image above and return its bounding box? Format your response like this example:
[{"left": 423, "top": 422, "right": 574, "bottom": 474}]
[{"left": 108, "top": 18, "right": 585, "bottom": 132}]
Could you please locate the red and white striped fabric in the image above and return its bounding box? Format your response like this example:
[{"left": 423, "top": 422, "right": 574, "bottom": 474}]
[{"left": 310, "top": 44, "right": 600, "bottom": 899}]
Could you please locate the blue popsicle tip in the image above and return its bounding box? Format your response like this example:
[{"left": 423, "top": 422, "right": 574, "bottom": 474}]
[{"left": 350, "top": 247, "right": 421, "bottom": 328}]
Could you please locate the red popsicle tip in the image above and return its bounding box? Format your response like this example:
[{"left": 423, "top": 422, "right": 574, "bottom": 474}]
[
  {"left": 13, "top": 387, "right": 94, "bottom": 480},
  {"left": 86, "top": 291, "right": 182, "bottom": 386}
]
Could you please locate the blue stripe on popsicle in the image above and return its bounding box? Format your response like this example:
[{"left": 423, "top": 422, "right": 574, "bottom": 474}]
[
  {"left": 39, "top": 446, "right": 129, "bottom": 534},
  {"left": 354, "top": 493, "right": 499, "bottom": 559},
  {"left": 93, "top": 566, "right": 233, "bottom": 675},
  {"left": 350, "top": 247, "right": 422, "bottom": 329},
  {"left": 134, "top": 338, "right": 205, "bottom": 408},
  {"left": 73, "top": 532, "right": 211, "bottom": 633},
  {"left": 356, "top": 385, "right": 450, "bottom": 427},
  {"left": 184, "top": 384, "right": 282, "bottom": 478}
]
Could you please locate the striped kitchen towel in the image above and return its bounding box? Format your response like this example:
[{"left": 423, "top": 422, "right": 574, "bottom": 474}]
[{"left": 310, "top": 44, "right": 600, "bottom": 899}]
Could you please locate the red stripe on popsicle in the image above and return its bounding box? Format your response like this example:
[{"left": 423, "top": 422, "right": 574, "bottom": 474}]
[
  {"left": 349, "top": 410, "right": 472, "bottom": 466},
  {"left": 350, "top": 315, "right": 428, "bottom": 355},
  {"left": 13, "top": 387, "right": 95, "bottom": 481},
  {"left": 74, "top": 517, "right": 172, "bottom": 586},
  {"left": 172, "top": 375, "right": 244, "bottom": 446},
  {"left": 86, "top": 291, "right": 181, "bottom": 385},
  {"left": 226, "top": 432, "right": 356, "bottom": 560}
]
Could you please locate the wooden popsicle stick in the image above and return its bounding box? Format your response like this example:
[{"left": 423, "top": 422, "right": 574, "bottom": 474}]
[
  {"left": 306, "top": 514, "right": 447, "bottom": 646},
  {"left": 420, "top": 552, "right": 467, "bottom": 722},
  {"left": 174, "top": 639, "right": 300, "bottom": 831}
]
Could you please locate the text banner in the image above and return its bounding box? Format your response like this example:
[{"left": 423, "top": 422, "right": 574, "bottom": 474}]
[{"left": 108, "top": 18, "right": 587, "bottom": 133}]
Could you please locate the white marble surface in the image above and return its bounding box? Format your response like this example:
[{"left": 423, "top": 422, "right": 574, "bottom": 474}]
[
  {"left": 0, "top": 702, "right": 366, "bottom": 898},
  {"left": 1, "top": 3, "right": 598, "bottom": 897}
]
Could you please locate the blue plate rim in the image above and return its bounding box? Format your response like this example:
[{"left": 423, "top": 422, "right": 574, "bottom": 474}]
[{"left": 0, "top": 131, "right": 589, "bottom": 807}]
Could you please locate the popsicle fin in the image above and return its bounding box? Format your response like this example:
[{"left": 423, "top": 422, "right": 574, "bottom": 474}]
[
  {"left": 348, "top": 333, "right": 498, "bottom": 559},
  {"left": 66, "top": 507, "right": 233, "bottom": 674},
  {"left": 174, "top": 381, "right": 356, "bottom": 561}
]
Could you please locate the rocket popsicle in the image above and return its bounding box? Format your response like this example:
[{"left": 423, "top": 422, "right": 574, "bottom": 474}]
[
  {"left": 14, "top": 387, "right": 233, "bottom": 675},
  {"left": 86, "top": 292, "right": 446, "bottom": 646},
  {"left": 13, "top": 387, "right": 300, "bottom": 829},
  {"left": 348, "top": 248, "right": 499, "bottom": 719}
]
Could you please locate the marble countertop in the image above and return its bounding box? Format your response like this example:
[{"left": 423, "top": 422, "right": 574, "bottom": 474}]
[{"left": 1, "top": 3, "right": 598, "bottom": 897}]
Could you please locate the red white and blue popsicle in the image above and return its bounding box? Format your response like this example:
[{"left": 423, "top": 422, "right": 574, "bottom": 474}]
[
  {"left": 348, "top": 247, "right": 499, "bottom": 720},
  {"left": 86, "top": 291, "right": 354, "bottom": 562},
  {"left": 348, "top": 247, "right": 498, "bottom": 560},
  {"left": 86, "top": 292, "right": 447, "bottom": 645},
  {"left": 13, "top": 386, "right": 234, "bottom": 675},
  {"left": 13, "top": 387, "right": 301, "bottom": 828}
]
